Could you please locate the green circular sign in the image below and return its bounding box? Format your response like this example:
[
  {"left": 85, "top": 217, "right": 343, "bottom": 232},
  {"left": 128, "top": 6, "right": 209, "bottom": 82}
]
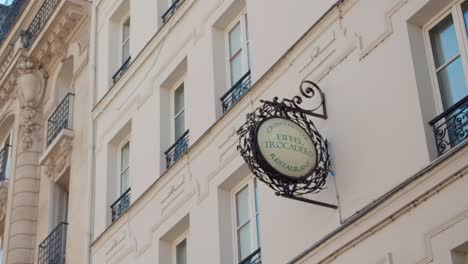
[{"left": 256, "top": 117, "right": 317, "bottom": 179}]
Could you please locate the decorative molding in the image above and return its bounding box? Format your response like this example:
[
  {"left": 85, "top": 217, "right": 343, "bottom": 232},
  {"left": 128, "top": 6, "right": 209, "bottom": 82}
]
[
  {"left": 0, "top": 182, "right": 8, "bottom": 221},
  {"left": 376, "top": 253, "right": 393, "bottom": 264},
  {"left": 358, "top": 0, "right": 408, "bottom": 60},
  {"left": 40, "top": 130, "right": 74, "bottom": 180},
  {"left": 415, "top": 209, "right": 468, "bottom": 264}
]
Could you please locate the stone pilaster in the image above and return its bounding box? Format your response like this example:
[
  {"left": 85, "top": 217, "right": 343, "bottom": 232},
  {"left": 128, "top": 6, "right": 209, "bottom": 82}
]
[{"left": 6, "top": 55, "right": 46, "bottom": 264}]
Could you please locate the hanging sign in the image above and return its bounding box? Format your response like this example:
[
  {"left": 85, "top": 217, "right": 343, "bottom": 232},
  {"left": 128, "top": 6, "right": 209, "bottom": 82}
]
[{"left": 237, "top": 81, "right": 331, "bottom": 199}]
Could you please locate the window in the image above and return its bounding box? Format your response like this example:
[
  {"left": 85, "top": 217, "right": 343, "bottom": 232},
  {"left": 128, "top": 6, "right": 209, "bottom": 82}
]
[
  {"left": 120, "top": 142, "right": 130, "bottom": 194},
  {"left": 121, "top": 17, "right": 130, "bottom": 64},
  {"left": 425, "top": 0, "right": 468, "bottom": 155},
  {"left": 175, "top": 238, "right": 187, "bottom": 264},
  {"left": 0, "top": 133, "right": 12, "bottom": 181},
  {"left": 173, "top": 83, "right": 185, "bottom": 141},
  {"left": 233, "top": 178, "right": 260, "bottom": 263},
  {"left": 427, "top": 2, "right": 468, "bottom": 110},
  {"left": 227, "top": 13, "right": 250, "bottom": 86}
]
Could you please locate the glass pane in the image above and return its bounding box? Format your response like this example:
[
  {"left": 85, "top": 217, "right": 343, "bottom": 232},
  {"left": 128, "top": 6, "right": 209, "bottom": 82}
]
[
  {"left": 176, "top": 239, "right": 187, "bottom": 264},
  {"left": 120, "top": 169, "right": 129, "bottom": 193},
  {"left": 122, "top": 41, "right": 130, "bottom": 64},
  {"left": 437, "top": 57, "right": 468, "bottom": 109},
  {"left": 174, "top": 84, "right": 185, "bottom": 114},
  {"left": 229, "top": 22, "right": 242, "bottom": 57},
  {"left": 235, "top": 185, "right": 250, "bottom": 226},
  {"left": 230, "top": 53, "right": 244, "bottom": 86},
  {"left": 463, "top": 1, "right": 468, "bottom": 32},
  {"left": 430, "top": 15, "right": 459, "bottom": 68},
  {"left": 237, "top": 223, "right": 252, "bottom": 261},
  {"left": 245, "top": 15, "right": 251, "bottom": 70},
  {"left": 121, "top": 143, "right": 130, "bottom": 171},
  {"left": 123, "top": 18, "right": 130, "bottom": 41},
  {"left": 175, "top": 110, "right": 185, "bottom": 139}
]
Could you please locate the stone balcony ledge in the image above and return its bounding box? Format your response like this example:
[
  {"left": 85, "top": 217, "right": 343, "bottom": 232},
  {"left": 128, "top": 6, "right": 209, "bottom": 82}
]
[{"left": 39, "top": 129, "right": 74, "bottom": 182}]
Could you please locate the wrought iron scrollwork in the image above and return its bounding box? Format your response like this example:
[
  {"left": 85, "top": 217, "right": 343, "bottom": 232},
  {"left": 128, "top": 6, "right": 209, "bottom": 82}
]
[{"left": 237, "top": 81, "right": 330, "bottom": 197}]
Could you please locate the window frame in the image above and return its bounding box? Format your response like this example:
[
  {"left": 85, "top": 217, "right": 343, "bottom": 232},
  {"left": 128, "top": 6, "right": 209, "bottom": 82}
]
[
  {"left": 117, "top": 138, "right": 131, "bottom": 195},
  {"left": 225, "top": 11, "right": 250, "bottom": 89},
  {"left": 170, "top": 76, "right": 187, "bottom": 143},
  {"left": 172, "top": 231, "right": 189, "bottom": 264},
  {"left": 120, "top": 16, "right": 131, "bottom": 65},
  {"left": 231, "top": 176, "right": 260, "bottom": 263},
  {"left": 423, "top": 0, "right": 468, "bottom": 113}
]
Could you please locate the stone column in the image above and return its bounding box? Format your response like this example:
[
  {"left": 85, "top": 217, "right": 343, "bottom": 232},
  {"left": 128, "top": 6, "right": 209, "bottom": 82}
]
[{"left": 6, "top": 55, "right": 46, "bottom": 264}]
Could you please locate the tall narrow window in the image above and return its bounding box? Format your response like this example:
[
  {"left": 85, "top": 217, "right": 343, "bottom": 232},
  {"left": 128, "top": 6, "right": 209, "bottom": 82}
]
[
  {"left": 426, "top": 0, "right": 468, "bottom": 155},
  {"left": 234, "top": 178, "right": 261, "bottom": 263},
  {"left": 174, "top": 83, "right": 185, "bottom": 140},
  {"left": 121, "top": 17, "right": 131, "bottom": 64},
  {"left": 429, "top": 14, "right": 467, "bottom": 109},
  {"left": 227, "top": 14, "right": 250, "bottom": 86},
  {"left": 175, "top": 238, "right": 187, "bottom": 264},
  {"left": 120, "top": 142, "right": 130, "bottom": 194}
]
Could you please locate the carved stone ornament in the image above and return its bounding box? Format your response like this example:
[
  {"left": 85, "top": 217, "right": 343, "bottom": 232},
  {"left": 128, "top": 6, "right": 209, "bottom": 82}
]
[
  {"left": 41, "top": 133, "right": 73, "bottom": 179},
  {"left": 0, "top": 183, "right": 8, "bottom": 220},
  {"left": 16, "top": 55, "right": 46, "bottom": 151}
]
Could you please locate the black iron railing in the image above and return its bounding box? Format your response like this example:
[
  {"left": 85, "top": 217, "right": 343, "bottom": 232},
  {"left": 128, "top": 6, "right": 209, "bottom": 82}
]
[
  {"left": 239, "top": 248, "right": 261, "bottom": 264},
  {"left": 111, "top": 187, "right": 131, "bottom": 222},
  {"left": 0, "top": 145, "right": 11, "bottom": 182},
  {"left": 0, "top": 0, "right": 29, "bottom": 46},
  {"left": 429, "top": 95, "right": 468, "bottom": 156},
  {"left": 112, "top": 56, "right": 131, "bottom": 84},
  {"left": 47, "top": 93, "right": 74, "bottom": 146},
  {"left": 221, "top": 71, "right": 252, "bottom": 113},
  {"left": 165, "top": 130, "right": 189, "bottom": 169},
  {"left": 161, "top": 0, "right": 184, "bottom": 24},
  {"left": 38, "top": 222, "right": 68, "bottom": 264},
  {"left": 21, "top": 0, "right": 60, "bottom": 48}
]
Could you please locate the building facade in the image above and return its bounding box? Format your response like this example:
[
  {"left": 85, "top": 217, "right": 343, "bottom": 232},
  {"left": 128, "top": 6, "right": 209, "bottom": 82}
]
[
  {"left": 0, "top": 0, "right": 91, "bottom": 263},
  {"left": 0, "top": 0, "right": 467, "bottom": 264},
  {"left": 88, "top": 0, "right": 468, "bottom": 263}
]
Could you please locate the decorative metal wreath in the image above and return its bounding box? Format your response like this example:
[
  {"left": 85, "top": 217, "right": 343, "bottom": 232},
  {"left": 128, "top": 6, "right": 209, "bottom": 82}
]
[{"left": 237, "top": 81, "right": 330, "bottom": 197}]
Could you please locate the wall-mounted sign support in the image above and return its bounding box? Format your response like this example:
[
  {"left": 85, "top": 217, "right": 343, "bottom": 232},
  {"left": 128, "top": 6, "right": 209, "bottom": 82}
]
[{"left": 237, "top": 81, "right": 337, "bottom": 209}]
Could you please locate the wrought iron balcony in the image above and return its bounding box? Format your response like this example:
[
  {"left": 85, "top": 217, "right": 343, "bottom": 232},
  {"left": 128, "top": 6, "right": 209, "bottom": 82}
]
[
  {"left": 164, "top": 130, "right": 189, "bottom": 169},
  {"left": 21, "top": 0, "right": 60, "bottom": 48},
  {"left": 38, "top": 222, "right": 68, "bottom": 264},
  {"left": 161, "top": 0, "right": 184, "bottom": 24},
  {"left": 221, "top": 71, "right": 252, "bottom": 113},
  {"left": 239, "top": 248, "right": 261, "bottom": 264},
  {"left": 47, "top": 93, "right": 74, "bottom": 146},
  {"left": 429, "top": 95, "right": 468, "bottom": 156},
  {"left": 111, "top": 188, "right": 131, "bottom": 222},
  {"left": 112, "top": 56, "right": 131, "bottom": 84},
  {"left": 0, "top": 0, "right": 29, "bottom": 46},
  {"left": 0, "top": 145, "right": 11, "bottom": 182}
]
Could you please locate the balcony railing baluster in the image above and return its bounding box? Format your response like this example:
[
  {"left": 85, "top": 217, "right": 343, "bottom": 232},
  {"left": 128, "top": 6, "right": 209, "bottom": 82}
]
[
  {"left": 429, "top": 95, "right": 468, "bottom": 156},
  {"left": 38, "top": 222, "right": 68, "bottom": 264},
  {"left": 47, "top": 93, "right": 74, "bottom": 146},
  {"left": 161, "top": 0, "right": 184, "bottom": 24},
  {"left": 239, "top": 248, "right": 262, "bottom": 264},
  {"left": 164, "top": 130, "right": 189, "bottom": 169},
  {"left": 21, "top": 0, "right": 60, "bottom": 48},
  {"left": 0, "top": 145, "right": 11, "bottom": 182},
  {"left": 111, "top": 188, "right": 131, "bottom": 222},
  {"left": 221, "top": 71, "right": 252, "bottom": 113}
]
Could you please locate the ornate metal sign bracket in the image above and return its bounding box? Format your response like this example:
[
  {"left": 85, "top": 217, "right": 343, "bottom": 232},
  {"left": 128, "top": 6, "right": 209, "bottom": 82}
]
[
  {"left": 261, "top": 80, "right": 327, "bottom": 120},
  {"left": 237, "top": 80, "right": 337, "bottom": 210}
]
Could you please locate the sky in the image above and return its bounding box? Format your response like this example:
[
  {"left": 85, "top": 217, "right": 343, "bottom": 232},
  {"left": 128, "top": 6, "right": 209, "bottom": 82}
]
[{"left": 0, "top": 0, "right": 12, "bottom": 5}]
